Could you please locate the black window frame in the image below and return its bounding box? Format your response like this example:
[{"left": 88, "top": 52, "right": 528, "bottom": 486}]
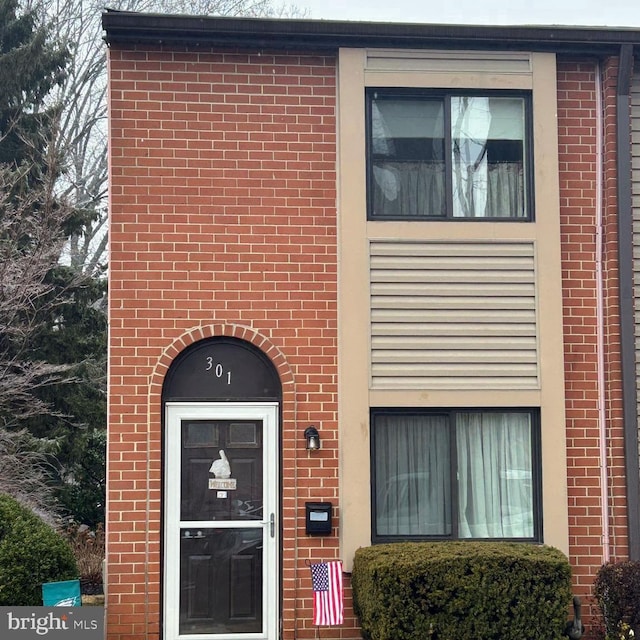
[
  {"left": 370, "top": 407, "right": 543, "bottom": 543},
  {"left": 366, "top": 88, "right": 535, "bottom": 221}
]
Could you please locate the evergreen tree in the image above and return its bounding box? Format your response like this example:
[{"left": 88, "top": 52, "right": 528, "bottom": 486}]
[
  {"left": 0, "top": 0, "right": 69, "bottom": 425},
  {"left": 0, "top": 0, "right": 107, "bottom": 524},
  {"left": 0, "top": 0, "right": 67, "bottom": 169},
  {"left": 25, "top": 266, "right": 107, "bottom": 526}
]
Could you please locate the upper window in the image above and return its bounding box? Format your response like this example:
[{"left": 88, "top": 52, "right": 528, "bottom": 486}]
[
  {"left": 367, "top": 90, "right": 532, "bottom": 220},
  {"left": 371, "top": 409, "right": 540, "bottom": 542}
]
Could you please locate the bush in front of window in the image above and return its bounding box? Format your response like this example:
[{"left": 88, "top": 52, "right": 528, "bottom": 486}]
[
  {"left": 352, "top": 541, "right": 572, "bottom": 640},
  {"left": 594, "top": 560, "right": 640, "bottom": 639}
]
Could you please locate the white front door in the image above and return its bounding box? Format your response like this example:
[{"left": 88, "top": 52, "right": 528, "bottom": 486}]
[{"left": 164, "top": 402, "right": 278, "bottom": 640}]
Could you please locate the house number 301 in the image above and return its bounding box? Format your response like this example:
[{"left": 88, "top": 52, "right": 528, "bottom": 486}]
[{"left": 205, "top": 357, "right": 232, "bottom": 384}]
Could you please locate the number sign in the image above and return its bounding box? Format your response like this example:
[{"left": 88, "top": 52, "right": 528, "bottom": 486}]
[{"left": 163, "top": 337, "right": 281, "bottom": 401}]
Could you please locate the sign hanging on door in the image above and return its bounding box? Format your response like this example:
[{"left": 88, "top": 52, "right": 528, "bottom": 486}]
[
  {"left": 208, "top": 449, "right": 237, "bottom": 490},
  {"left": 209, "top": 479, "right": 237, "bottom": 490}
]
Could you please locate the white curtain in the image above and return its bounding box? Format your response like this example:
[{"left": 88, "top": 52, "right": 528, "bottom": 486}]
[
  {"left": 372, "top": 161, "right": 523, "bottom": 218},
  {"left": 372, "top": 162, "right": 446, "bottom": 218},
  {"left": 451, "top": 95, "right": 525, "bottom": 218},
  {"left": 452, "top": 162, "right": 524, "bottom": 217},
  {"left": 375, "top": 414, "right": 451, "bottom": 536},
  {"left": 456, "top": 412, "right": 533, "bottom": 538},
  {"left": 374, "top": 412, "right": 534, "bottom": 539}
]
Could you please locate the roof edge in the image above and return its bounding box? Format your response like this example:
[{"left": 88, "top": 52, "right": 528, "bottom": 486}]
[{"left": 101, "top": 10, "right": 640, "bottom": 54}]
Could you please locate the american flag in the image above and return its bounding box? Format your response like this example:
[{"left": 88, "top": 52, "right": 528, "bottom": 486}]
[{"left": 310, "top": 560, "right": 344, "bottom": 626}]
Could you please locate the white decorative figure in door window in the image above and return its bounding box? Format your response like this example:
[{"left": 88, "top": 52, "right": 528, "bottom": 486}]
[
  {"left": 210, "top": 450, "right": 231, "bottom": 478},
  {"left": 209, "top": 450, "right": 236, "bottom": 490}
]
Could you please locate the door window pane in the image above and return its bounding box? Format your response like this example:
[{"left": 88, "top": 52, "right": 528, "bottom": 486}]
[
  {"left": 229, "top": 422, "right": 258, "bottom": 447},
  {"left": 181, "top": 420, "right": 263, "bottom": 521},
  {"left": 179, "top": 528, "right": 263, "bottom": 635},
  {"left": 184, "top": 421, "right": 218, "bottom": 447}
]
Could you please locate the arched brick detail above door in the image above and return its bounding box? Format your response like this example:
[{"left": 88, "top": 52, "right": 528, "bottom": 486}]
[{"left": 148, "top": 324, "right": 295, "bottom": 402}]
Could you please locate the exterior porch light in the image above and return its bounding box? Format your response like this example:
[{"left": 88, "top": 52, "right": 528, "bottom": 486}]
[{"left": 304, "top": 426, "right": 320, "bottom": 451}]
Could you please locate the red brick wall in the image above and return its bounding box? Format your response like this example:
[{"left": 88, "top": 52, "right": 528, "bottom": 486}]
[
  {"left": 602, "top": 56, "right": 629, "bottom": 565},
  {"left": 108, "top": 46, "right": 630, "bottom": 640},
  {"left": 557, "top": 57, "right": 627, "bottom": 635},
  {"left": 106, "top": 46, "right": 353, "bottom": 639}
]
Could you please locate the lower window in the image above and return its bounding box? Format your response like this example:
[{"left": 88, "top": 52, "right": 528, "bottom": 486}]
[{"left": 371, "top": 409, "right": 540, "bottom": 541}]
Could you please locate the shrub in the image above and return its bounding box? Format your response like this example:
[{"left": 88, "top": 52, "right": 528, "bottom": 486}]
[
  {"left": 352, "top": 541, "right": 572, "bottom": 640},
  {"left": 594, "top": 561, "right": 640, "bottom": 639},
  {"left": 0, "top": 493, "right": 78, "bottom": 605},
  {"left": 64, "top": 522, "right": 104, "bottom": 595}
]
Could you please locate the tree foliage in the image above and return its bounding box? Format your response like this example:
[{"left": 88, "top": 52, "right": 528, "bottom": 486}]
[
  {"left": 0, "top": 0, "right": 67, "bottom": 168},
  {"left": 0, "top": 162, "right": 108, "bottom": 525},
  {"left": 40, "top": 0, "right": 306, "bottom": 276},
  {"left": 0, "top": 0, "right": 92, "bottom": 521},
  {"left": 20, "top": 261, "right": 107, "bottom": 526},
  {"left": 0, "top": 0, "right": 303, "bottom": 527},
  {"left": 0, "top": 493, "right": 78, "bottom": 605},
  {"left": 0, "top": 0, "right": 72, "bottom": 426},
  {"left": 0, "top": 429, "right": 58, "bottom": 522},
  {"left": 0, "top": 164, "right": 79, "bottom": 419}
]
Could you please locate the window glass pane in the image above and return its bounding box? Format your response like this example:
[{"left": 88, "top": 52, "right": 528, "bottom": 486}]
[
  {"left": 374, "top": 414, "right": 451, "bottom": 536},
  {"left": 181, "top": 420, "right": 263, "bottom": 522},
  {"left": 456, "top": 412, "right": 533, "bottom": 538},
  {"left": 184, "top": 421, "right": 218, "bottom": 447},
  {"left": 371, "top": 97, "right": 445, "bottom": 218},
  {"left": 180, "top": 528, "right": 262, "bottom": 634},
  {"left": 451, "top": 97, "right": 526, "bottom": 218}
]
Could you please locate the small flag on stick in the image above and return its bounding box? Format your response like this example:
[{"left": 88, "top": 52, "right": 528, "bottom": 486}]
[{"left": 310, "top": 560, "right": 344, "bottom": 626}]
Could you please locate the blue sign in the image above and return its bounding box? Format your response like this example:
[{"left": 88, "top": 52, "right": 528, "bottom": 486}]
[{"left": 41, "top": 581, "right": 81, "bottom": 607}]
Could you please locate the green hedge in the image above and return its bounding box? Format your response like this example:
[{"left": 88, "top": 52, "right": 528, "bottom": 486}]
[
  {"left": 352, "top": 541, "right": 572, "bottom": 640},
  {"left": 0, "top": 494, "right": 77, "bottom": 605}
]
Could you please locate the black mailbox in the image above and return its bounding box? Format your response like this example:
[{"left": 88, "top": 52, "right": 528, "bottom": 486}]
[{"left": 305, "top": 501, "right": 332, "bottom": 535}]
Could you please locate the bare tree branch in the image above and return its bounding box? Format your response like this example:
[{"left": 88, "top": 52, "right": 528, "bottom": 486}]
[
  {"left": 0, "top": 123, "right": 84, "bottom": 429},
  {"left": 0, "top": 428, "right": 59, "bottom": 524},
  {"left": 29, "top": 0, "right": 306, "bottom": 276}
]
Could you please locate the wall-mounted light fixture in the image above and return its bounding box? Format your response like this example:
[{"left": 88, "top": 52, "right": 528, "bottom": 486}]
[{"left": 304, "top": 426, "right": 320, "bottom": 451}]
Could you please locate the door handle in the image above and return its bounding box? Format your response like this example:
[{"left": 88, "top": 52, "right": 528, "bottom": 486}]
[{"left": 262, "top": 513, "right": 275, "bottom": 538}]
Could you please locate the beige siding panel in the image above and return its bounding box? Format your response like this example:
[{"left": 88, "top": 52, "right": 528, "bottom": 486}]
[
  {"left": 374, "top": 376, "right": 537, "bottom": 389},
  {"left": 373, "top": 335, "right": 537, "bottom": 349},
  {"left": 371, "top": 282, "right": 535, "bottom": 296},
  {"left": 370, "top": 239, "right": 538, "bottom": 389},
  {"left": 372, "top": 309, "right": 533, "bottom": 323},
  {"left": 365, "top": 49, "right": 532, "bottom": 74},
  {"left": 373, "top": 350, "right": 537, "bottom": 363},
  {"left": 372, "top": 241, "right": 533, "bottom": 257},
  {"left": 372, "top": 322, "right": 536, "bottom": 337},
  {"left": 373, "top": 296, "right": 534, "bottom": 310}
]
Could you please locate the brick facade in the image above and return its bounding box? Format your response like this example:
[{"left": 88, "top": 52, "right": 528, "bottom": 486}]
[
  {"left": 107, "top": 47, "right": 349, "bottom": 639},
  {"left": 557, "top": 58, "right": 627, "bottom": 631},
  {"left": 107, "top": 41, "right": 629, "bottom": 640}
]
